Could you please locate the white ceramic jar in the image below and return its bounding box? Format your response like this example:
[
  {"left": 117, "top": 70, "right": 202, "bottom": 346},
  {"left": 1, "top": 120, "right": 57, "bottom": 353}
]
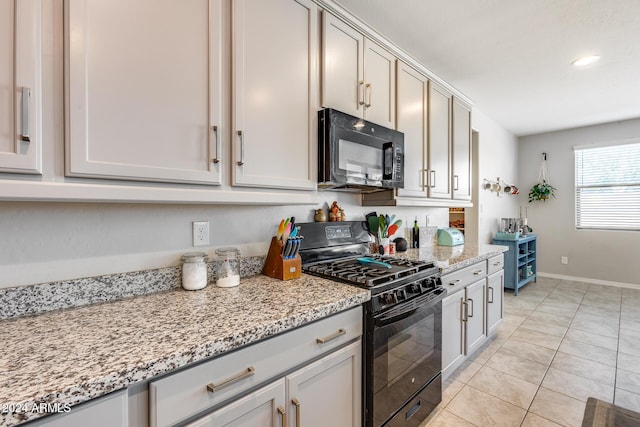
[{"left": 181, "top": 252, "right": 208, "bottom": 290}]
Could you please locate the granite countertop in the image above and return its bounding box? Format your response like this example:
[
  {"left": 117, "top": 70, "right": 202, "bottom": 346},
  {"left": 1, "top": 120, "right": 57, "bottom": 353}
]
[
  {"left": 0, "top": 274, "right": 370, "bottom": 426},
  {"left": 399, "top": 244, "right": 509, "bottom": 274}
]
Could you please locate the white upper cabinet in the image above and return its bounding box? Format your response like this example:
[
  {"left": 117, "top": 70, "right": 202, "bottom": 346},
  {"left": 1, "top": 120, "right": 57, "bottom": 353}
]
[
  {"left": 452, "top": 97, "right": 472, "bottom": 200},
  {"left": 0, "top": 0, "right": 42, "bottom": 174},
  {"left": 66, "top": 0, "right": 222, "bottom": 185},
  {"left": 322, "top": 12, "right": 395, "bottom": 128},
  {"left": 396, "top": 61, "right": 428, "bottom": 199},
  {"left": 427, "top": 82, "right": 452, "bottom": 199},
  {"left": 232, "top": 0, "right": 317, "bottom": 190}
]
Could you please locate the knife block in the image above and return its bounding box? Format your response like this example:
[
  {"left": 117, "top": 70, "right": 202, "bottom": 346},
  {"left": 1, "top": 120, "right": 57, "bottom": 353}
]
[{"left": 262, "top": 237, "right": 302, "bottom": 281}]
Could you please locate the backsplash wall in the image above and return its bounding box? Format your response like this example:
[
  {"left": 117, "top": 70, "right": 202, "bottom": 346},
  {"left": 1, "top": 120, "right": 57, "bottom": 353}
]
[{"left": 0, "top": 196, "right": 449, "bottom": 288}]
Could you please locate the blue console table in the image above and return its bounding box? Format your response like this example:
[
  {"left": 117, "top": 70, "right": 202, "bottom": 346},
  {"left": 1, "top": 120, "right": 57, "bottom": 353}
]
[{"left": 492, "top": 234, "right": 537, "bottom": 296}]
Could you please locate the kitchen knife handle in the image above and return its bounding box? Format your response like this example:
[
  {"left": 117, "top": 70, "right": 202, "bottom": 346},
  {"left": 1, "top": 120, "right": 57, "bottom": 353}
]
[
  {"left": 211, "top": 125, "right": 220, "bottom": 163},
  {"left": 358, "top": 81, "right": 365, "bottom": 106},
  {"left": 20, "top": 87, "right": 30, "bottom": 142},
  {"left": 236, "top": 130, "right": 245, "bottom": 166},
  {"left": 206, "top": 366, "right": 255, "bottom": 393},
  {"left": 292, "top": 398, "right": 301, "bottom": 426},
  {"left": 365, "top": 83, "right": 372, "bottom": 108}
]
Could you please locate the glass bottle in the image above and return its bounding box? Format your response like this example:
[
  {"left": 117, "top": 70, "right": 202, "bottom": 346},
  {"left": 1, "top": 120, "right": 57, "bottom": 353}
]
[
  {"left": 215, "top": 247, "right": 241, "bottom": 287},
  {"left": 181, "top": 252, "right": 208, "bottom": 290}
]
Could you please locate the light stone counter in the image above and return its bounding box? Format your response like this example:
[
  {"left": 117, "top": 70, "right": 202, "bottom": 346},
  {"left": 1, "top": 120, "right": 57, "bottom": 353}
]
[
  {"left": 0, "top": 274, "right": 369, "bottom": 426},
  {"left": 398, "top": 244, "right": 509, "bottom": 274}
]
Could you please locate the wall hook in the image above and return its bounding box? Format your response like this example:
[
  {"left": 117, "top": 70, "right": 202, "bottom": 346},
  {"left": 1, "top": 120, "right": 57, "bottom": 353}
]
[{"left": 542, "top": 153, "right": 547, "bottom": 161}]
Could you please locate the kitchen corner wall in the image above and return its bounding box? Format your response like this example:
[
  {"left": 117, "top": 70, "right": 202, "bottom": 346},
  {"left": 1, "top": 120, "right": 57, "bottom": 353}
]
[
  {"left": 472, "top": 109, "right": 520, "bottom": 245},
  {"left": 518, "top": 118, "right": 640, "bottom": 286},
  {"left": 0, "top": 198, "right": 448, "bottom": 288}
]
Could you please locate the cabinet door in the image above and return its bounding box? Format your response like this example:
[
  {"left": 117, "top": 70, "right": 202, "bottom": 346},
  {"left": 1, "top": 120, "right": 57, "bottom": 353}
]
[
  {"left": 452, "top": 97, "right": 471, "bottom": 200},
  {"left": 66, "top": 0, "right": 222, "bottom": 184},
  {"left": 363, "top": 40, "right": 395, "bottom": 128},
  {"left": 26, "top": 390, "right": 128, "bottom": 427},
  {"left": 465, "top": 279, "right": 486, "bottom": 355},
  {"left": 395, "top": 61, "right": 428, "bottom": 199},
  {"left": 321, "top": 12, "right": 363, "bottom": 118},
  {"left": 486, "top": 270, "right": 504, "bottom": 336},
  {"left": 427, "top": 82, "right": 452, "bottom": 199},
  {"left": 0, "top": 0, "right": 41, "bottom": 174},
  {"left": 441, "top": 290, "right": 464, "bottom": 378},
  {"left": 232, "top": 0, "right": 317, "bottom": 190},
  {"left": 188, "top": 379, "right": 286, "bottom": 427},
  {"left": 286, "top": 341, "right": 361, "bottom": 427}
]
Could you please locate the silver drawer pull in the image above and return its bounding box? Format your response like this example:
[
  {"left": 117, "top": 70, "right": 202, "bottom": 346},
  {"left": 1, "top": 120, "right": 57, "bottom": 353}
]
[
  {"left": 206, "top": 366, "right": 255, "bottom": 393},
  {"left": 236, "top": 130, "right": 245, "bottom": 166},
  {"left": 211, "top": 125, "right": 220, "bottom": 164},
  {"left": 20, "top": 87, "right": 30, "bottom": 142},
  {"left": 448, "top": 279, "right": 460, "bottom": 286},
  {"left": 473, "top": 270, "right": 484, "bottom": 275},
  {"left": 292, "top": 398, "right": 301, "bottom": 426},
  {"left": 492, "top": 262, "right": 502, "bottom": 266},
  {"left": 316, "top": 328, "right": 346, "bottom": 344}
]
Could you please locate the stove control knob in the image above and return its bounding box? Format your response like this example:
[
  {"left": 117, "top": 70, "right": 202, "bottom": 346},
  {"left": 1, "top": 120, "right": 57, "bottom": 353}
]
[
  {"left": 409, "top": 284, "right": 421, "bottom": 294},
  {"left": 395, "top": 290, "right": 406, "bottom": 301}
]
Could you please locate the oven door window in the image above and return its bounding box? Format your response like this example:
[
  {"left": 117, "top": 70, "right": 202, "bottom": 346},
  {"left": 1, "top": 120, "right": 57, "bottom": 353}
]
[{"left": 373, "top": 301, "right": 442, "bottom": 425}]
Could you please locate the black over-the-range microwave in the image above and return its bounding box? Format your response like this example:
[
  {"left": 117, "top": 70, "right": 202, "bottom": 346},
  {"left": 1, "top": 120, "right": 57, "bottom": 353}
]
[{"left": 318, "top": 108, "right": 404, "bottom": 192}]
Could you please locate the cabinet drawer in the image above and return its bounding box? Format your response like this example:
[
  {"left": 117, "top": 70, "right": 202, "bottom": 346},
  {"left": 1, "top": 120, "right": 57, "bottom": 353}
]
[
  {"left": 441, "top": 261, "right": 487, "bottom": 295},
  {"left": 487, "top": 254, "right": 504, "bottom": 275},
  {"left": 149, "top": 306, "right": 362, "bottom": 427}
]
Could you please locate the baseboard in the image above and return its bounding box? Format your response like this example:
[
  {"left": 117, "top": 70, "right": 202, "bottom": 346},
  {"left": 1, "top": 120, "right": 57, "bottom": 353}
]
[{"left": 538, "top": 272, "right": 640, "bottom": 290}]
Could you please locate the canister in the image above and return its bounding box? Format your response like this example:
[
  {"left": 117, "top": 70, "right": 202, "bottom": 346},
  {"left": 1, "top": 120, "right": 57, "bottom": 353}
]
[
  {"left": 215, "top": 247, "right": 241, "bottom": 287},
  {"left": 181, "top": 252, "right": 208, "bottom": 290}
]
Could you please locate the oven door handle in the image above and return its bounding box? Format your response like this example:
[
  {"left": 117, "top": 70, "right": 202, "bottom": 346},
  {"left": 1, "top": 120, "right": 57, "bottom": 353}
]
[
  {"left": 375, "top": 307, "right": 419, "bottom": 327},
  {"left": 375, "top": 292, "right": 445, "bottom": 327}
]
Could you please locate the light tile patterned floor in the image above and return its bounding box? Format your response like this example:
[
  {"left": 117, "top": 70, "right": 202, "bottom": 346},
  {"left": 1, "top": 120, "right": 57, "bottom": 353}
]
[{"left": 422, "top": 277, "right": 640, "bottom": 427}]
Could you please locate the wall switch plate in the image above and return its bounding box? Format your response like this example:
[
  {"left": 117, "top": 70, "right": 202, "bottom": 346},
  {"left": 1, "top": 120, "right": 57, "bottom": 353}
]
[
  {"left": 561, "top": 256, "right": 568, "bottom": 265},
  {"left": 193, "top": 221, "right": 210, "bottom": 246}
]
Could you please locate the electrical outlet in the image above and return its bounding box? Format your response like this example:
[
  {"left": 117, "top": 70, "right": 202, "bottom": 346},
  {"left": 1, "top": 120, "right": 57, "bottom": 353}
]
[
  {"left": 193, "top": 221, "right": 210, "bottom": 246},
  {"left": 561, "top": 256, "right": 568, "bottom": 265}
]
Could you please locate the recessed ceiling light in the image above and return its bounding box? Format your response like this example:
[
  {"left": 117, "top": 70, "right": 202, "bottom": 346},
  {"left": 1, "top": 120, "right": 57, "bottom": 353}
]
[{"left": 572, "top": 55, "right": 600, "bottom": 67}]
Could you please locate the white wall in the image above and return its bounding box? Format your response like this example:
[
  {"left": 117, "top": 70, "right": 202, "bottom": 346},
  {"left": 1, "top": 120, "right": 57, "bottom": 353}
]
[
  {"left": 472, "top": 109, "right": 520, "bottom": 245},
  {"left": 518, "top": 118, "right": 640, "bottom": 285}
]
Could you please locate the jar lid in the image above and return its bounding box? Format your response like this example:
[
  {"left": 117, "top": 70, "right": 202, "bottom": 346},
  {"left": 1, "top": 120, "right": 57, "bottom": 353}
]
[
  {"left": 215, "top": 247, "right": 241, "bottom": 257},
  {"left": 181, "top": 252, "right": 208, "bottom": 263}
]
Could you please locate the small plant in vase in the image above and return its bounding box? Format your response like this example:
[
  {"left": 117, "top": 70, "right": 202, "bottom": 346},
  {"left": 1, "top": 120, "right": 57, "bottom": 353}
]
[{"left": 528, "top": 180, "right": 556, "bottom": 202}]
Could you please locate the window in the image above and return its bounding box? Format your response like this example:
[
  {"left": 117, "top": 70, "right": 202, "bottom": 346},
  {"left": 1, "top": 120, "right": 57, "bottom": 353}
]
[{"left": 574, "top": 141, "right": 640, "bottom": 230}]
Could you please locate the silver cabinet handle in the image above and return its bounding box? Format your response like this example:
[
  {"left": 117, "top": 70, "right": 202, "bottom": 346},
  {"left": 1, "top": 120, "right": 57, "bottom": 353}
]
[
  {"left": 467, "top": 298, "right": 474, "bottom": 317},
  {"left": 358, "top": 81, "right": 366, "bottom": 106},
  {"left": 429, "top": 170, "right": 436, "bottom": 188},
  {"left": 473, "top": 270, "right": 484, "bottom": 275},
  {"left": 421, "top": 169, "right": 428, "bottom": 190},
  {"left": 292, "top": 398, "right": 301, "bottom": 426},
  {"left": 488, "top": 286, "right": 494, "bottom": 303},
  {"left": 365, "top": 83, "right": 372, "bottom": 108},
  {"left": 448, "top": 279, "right": 460, "bottom": 286},
  {"left": 206, "top": 366, "right": 255, "bottom": 393},
  {"left": 453, "top": 174, "right": 459, "bottom": 191},
  {"left": 20, "top": 87, "right": 30, "bottom": 142},
  {"left": 236, "top": 130, "right": 245, "bottom": 166},
  {"left": 492, "top": 262, "right": 502, "bottom": 266},
  {"left": 278, "top": 406, "right": 287, "bottom": 427},
  {"left": 316, "top": 328, "right": 346, "bottom": 344},
  {"left": 461, "top": 301, "right": 468, "bottom": 322},
  {"left": 211, "top": 126, "right": 220, "bottom": 164}
]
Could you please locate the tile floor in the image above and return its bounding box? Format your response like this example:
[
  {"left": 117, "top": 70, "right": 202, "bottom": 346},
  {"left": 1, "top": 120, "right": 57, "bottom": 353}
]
[{"left": 421, "top": 276, "right": 640, "bottom": 427}]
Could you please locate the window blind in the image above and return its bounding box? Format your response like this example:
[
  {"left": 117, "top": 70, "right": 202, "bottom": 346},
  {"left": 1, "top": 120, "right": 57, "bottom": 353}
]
[{"left": 575, "top": 141, "right": 640, "bottom": 230}]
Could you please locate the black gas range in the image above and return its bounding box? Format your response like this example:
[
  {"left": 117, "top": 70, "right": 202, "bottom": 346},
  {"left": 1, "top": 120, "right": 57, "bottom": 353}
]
[{"left": 298, "top": 221, "right": 446, "bottom": 427}]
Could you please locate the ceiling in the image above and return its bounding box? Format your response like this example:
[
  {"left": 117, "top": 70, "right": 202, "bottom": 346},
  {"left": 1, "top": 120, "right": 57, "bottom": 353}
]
[{"left": 334, "top": 0, "right": 640, "bottom": 136}]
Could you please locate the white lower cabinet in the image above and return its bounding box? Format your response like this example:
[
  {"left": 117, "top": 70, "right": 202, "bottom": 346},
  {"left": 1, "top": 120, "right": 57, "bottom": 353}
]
[
  {"left": 441, "top": 258, "right": 502, "bottom": 379},
  {"left": 464, "top": 279, "right": 486, "bottom": 355},
  {"left": 486, "top": 269, "right": 504, "bottom": 335},
  {"left": 441, "top": 290, "right": 464, "bottom": 376},
  {"left": 191, "top": 341, "right": 361, "bottom": 427}
]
